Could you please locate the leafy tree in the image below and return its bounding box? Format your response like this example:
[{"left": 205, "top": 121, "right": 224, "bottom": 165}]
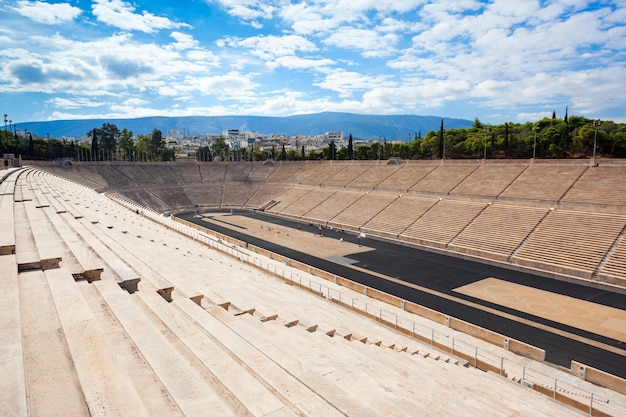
[
  {"left": 355, "top": 145, "right": 370, "bottom": 160},
  {"left": 370, "top": 142, "right": 382, "bottom": 159},
  {"left": 306, "top": 148, "right": 324, "bottom": 160},
  {"left": 161, "top": 147, "right": 176, "bottom": 162},
  {"left": 150, "top": 129, "right": 164, "bottom": 155},
  {"left": 285, "top": 149, "right": 302, "bottom": 160},
  {"left": 119, "top": 128, "right": 134, "bottom": 160},
  {"left": 383, "top": 137, "right": 389, "bottom": 159},
  {"left": 210, "top": 136, "right": 230, "bottom": 161},
  {"left": 336, "top": 146, "right": 348, "bottom": 160},
  {"left": 100, "top": 123, "right": 119, "bottom": 159},
  {"left": 135, "top": 134, "right": 151, "bottom": 161}
]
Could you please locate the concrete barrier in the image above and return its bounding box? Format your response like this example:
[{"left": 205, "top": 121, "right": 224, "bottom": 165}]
[
  {"left": 572, "top": 361, "right": 626, "bottom": 395},
  {"left": 508, "top": 338, "right": 545, "bottom": 362}
]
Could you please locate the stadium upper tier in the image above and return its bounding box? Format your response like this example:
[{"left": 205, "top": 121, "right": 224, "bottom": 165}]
[{"left": 39, "top": 159, "right": 626, "bottom": 289}]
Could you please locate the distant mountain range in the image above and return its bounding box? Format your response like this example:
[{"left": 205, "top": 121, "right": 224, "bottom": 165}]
[{"left": 19, "top": 112, "right": 473, "bottom": 141}]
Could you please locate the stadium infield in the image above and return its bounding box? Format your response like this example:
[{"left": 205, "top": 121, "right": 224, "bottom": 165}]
[{"left": 177, "top": 210, "right": 626, "bottom": 379}]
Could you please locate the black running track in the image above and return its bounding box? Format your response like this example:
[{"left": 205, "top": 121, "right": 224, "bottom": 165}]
[{"left": 177, "top": 211, "right": 626, "bottom": 379}]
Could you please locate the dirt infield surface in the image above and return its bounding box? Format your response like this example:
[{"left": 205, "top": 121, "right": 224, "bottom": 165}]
[
  {"left": 200, "top": 213, "right": 374, "bottom": 259},
  {"left": 455, "top": 278, "right": 626, "bottom": 342}
]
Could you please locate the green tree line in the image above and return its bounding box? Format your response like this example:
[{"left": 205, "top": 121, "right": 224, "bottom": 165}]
[
  {"left": 199, "top": 115, "right": 626, "bottom": 162},
  {"left": 2, "top": 114, "right": 624, "bottom": 162},
  {"left": 0, "top": 123, "right": 174, "bottom": 162}
]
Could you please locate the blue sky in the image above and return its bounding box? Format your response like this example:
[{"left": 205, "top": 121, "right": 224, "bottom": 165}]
[{"left": 2, "top": 0, "right": 625, "bottom": 126}]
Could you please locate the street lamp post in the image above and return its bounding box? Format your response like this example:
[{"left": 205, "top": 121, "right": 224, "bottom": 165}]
[
  {"left": 592, "top": 119, "right": 601, "bottom": 164},
  {"left": 3, "top": 114, "right": 7, "bottom": 156}
]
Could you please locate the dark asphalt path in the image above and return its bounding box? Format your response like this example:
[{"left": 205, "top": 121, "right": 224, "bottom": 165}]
[{"left": 178, "top": 211, "right": 626, "bottom": 379}]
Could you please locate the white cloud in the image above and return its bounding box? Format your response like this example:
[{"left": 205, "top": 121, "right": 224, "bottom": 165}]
[
  {"left": 47, "top": 97, "right": 105, "bottom": 109},
  {"left": 11, "top": 1, "right": 82, "bottom": 25},
  {"left": 92, "top": 0, "right": 190, "bottom": 34},
  {"left": 316, "top": 70, "right": 395, "bottom": 98},
  {"left": 0, "top": 28, "right": 231, "bottom": 114},
  {"left": 361, "top": 79, "right": 472, "bottom": 110},
  {"left": 223, "top": 34, "right": 333, "bottom": 70},
  {"left": 209, "top": 0, "right": 277, "bottom": 27},
  {"left": 279, "top": 0, "right": 427, "bottom": 35},
  {"left": 230, "top": 35, "right": 318, "bottom": 59},
  {"left": 170, "top": 32, "right": 198, "bottom": 50},
  {"left": 322, "top": 27, "right": 399, "bottom": 57},
  {"left": 121, "top": 98, "right": 150, "bottom": 107},
  {"left": 192, "top": 72, "right": 258, "bottom": 98},
  {"left": 273, "top": 56, "right": 335, "bottom": 70}
]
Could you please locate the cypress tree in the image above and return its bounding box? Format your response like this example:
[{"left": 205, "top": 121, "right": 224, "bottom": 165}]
[
  {"left": 504, "top": 122, "right": 509, "bottom": 158},
  {"left": 438, "top": 119, "right": 445, "bottom": 159},
  {"left": 328, "top": 140, "right": 336, "bottom": 160},
  {"left": 91, "top": 128, "right": 99, "bottom": 161},
  {"left": 561, "top": 106, "right": 570, "bottom": 152},
  {"left": 28, "top": 133, "right": 34, "bottom": 159},
  {"left": 347, "top": 133, "right": 354, "bottom": 160}
]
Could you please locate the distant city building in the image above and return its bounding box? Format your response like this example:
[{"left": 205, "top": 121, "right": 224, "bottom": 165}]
[
  {"left": 325, "top": 131, "right": 344, "bottom": 144},
  {"left": 166, "top": 129, "right": 183, "bottom": 140}
]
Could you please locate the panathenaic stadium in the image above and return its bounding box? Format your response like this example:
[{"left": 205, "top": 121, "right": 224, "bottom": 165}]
[{"left": 2, "top": 159, "right": 626, "bottom": 417}]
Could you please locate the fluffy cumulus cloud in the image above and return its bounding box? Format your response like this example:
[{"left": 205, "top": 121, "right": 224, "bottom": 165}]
[
  {"left": 223, "top": 34, "right": 336, "bottom": 70},
  {"left": 92, "top": 0, "right": 190, "bottom": 33},
  {"left": 316, "top": 69, "right": 395, "bottom": 98},
  {"left": 10, "top": 0, "right": 82, "bottom": 24},
  {"left": 322, "top": 27, "right": 400, "bottom": 58},
  {"left": 2, "top": 0, "right": 625, "bottom": 123},
  {"left": 48, "top": 97, "right": 107, "bottom": 109},
  {"left": 209, "top": 0, "right": 277, "bottom": 27},
  {"left": 230, "top": 34, "right": 318, "bottom": 59}
]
